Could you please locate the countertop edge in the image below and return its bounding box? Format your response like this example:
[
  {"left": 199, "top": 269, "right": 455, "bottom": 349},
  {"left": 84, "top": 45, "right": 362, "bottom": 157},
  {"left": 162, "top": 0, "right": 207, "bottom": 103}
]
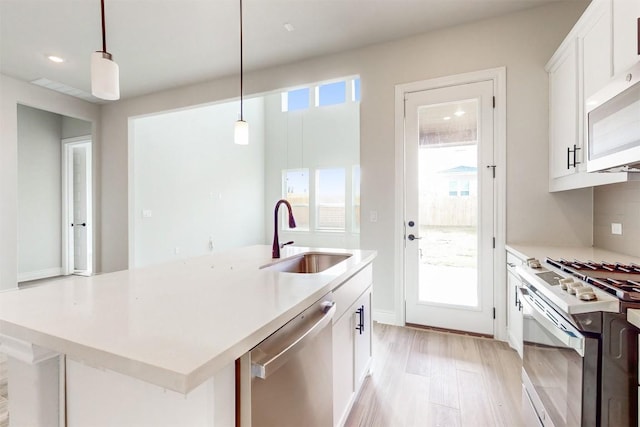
[{"left": 0, "top": 249, "right": 377, "bottom": 394}]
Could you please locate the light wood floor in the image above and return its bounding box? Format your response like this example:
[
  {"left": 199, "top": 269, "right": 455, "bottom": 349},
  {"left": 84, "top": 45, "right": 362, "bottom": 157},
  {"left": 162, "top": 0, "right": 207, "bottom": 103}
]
[
  {"left": 0, "top": 352, "right": 7, "bottom": 427},
  {"left": 0, "top": 325, "right": 523, "bottom": 427},
  {"left": 345, "top": 323, "right": 524, "bottom": 427}
]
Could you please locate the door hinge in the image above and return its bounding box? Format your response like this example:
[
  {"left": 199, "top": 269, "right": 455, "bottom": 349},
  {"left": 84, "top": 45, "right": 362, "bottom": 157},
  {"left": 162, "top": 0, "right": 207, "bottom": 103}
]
[
  {"left": 492, "top": 96, "right": 496, "bottom": 109},
  {"left": 486, "top": 164, "right": 496, "bottom": 178},
  {"left": 492, "top": 237, "right": 496, "bottom": 249},
  {"left": 493, "top": 307, "right": 496, "bottom": 319}
]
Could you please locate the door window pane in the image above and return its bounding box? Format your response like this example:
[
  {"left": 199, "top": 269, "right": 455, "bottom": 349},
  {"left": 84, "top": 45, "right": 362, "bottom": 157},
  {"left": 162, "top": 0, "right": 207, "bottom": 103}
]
[
  {"left": 316, "top": 168, "right": 345, "bottom": 230},
  {"left": 283, "top": 169, "right": 309, "bottom": 230},
  {"left": 418, "top": 98, "right": 479, "bottom": 307}
]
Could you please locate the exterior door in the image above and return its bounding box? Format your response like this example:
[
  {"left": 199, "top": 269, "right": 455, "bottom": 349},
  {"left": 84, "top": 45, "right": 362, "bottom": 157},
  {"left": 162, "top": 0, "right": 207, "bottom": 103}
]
[{"left": 404, "top": 80, "right": 495, "bottom": 335}]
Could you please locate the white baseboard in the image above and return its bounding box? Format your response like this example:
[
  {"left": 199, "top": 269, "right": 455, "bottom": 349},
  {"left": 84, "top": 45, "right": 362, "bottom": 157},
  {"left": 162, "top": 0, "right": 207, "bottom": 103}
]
[
  {"left": 18, "top": 267, "right": 63, "bottom": 283},
  {"left": 373, "top": 309, "right": 400, "bottom": 325}
]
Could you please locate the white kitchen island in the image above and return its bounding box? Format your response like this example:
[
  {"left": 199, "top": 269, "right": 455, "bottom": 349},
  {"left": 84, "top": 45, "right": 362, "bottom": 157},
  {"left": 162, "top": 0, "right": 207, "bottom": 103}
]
[{"left": 0, "top": 245, "right": 376, "bottom": 427}]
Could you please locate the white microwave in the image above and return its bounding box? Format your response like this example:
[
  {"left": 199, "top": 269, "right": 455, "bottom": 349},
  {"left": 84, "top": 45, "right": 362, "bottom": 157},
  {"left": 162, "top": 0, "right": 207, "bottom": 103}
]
[{"left": 586, "top": 62, "right": 640, "bottom": 172}]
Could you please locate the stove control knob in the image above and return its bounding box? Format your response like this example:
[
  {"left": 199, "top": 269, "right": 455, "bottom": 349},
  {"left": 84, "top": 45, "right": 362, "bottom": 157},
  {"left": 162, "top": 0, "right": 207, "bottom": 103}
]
[
  {"left": 568, "top": 283, "right": 585, "bottom": 295},
  {"left": 558, "top": 278, "right": 574, "bottom": 290},
  {"left": 579, "top": 292, "right": 597, "bottom": 301}
]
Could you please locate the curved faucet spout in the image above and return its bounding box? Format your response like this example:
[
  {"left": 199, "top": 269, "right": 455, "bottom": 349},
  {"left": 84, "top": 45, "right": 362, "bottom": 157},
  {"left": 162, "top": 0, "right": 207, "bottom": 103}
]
[{"left": 273, "top": 199, "right": 296, "bottom": 258}]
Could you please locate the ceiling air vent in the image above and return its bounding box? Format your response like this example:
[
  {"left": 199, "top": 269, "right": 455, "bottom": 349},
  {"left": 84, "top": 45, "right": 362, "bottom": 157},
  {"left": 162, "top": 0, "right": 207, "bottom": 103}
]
[{"left": 30, "top": 78, "right": 101, "bottom": 103}]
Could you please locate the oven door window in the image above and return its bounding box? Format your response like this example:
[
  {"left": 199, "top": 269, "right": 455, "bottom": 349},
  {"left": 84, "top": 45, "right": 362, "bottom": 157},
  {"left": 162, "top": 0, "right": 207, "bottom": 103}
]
[{"left": 523, "top": 301, "right": 583, "bottom": 426}]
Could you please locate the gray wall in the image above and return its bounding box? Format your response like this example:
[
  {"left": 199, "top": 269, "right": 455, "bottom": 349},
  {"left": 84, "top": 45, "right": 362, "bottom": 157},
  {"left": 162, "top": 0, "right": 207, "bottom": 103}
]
[
  {"left": 593, "top": 181, "right": 640, "bottom": 257},
  {"left": 0, "top": 75, "right": 100, "bottom": 290},
  {"left": 62, "top": 116, "right": 92, "bottom": 139},
  {"left": 99, "top": 1, "right": 591, "bottom": 319},
  {"left": 132, "top": 98, "right": 266, "bottom": 267},
  {"left": 17, "top": 105, "right": 63, "bottom": 279}
]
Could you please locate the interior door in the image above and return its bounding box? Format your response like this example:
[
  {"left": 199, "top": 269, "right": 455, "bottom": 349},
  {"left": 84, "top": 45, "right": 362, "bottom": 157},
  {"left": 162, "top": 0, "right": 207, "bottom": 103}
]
[
  {"left": 64, "top": 139, "right": 93, "bottom": 276},
  {"left": 404, "top": 80, "right": 495, "bottom": 335}
]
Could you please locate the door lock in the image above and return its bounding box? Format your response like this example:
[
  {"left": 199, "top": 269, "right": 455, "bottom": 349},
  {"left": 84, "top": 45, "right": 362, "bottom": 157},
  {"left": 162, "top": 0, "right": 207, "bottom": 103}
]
[{"left": 407, "top": 234, "right": 422, "bottom": 241}]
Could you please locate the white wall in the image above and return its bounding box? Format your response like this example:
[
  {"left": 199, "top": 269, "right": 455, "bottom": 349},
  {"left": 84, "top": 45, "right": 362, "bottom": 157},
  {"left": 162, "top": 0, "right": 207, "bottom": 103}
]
[
  {"left": 264, "top": 90, "right": 360, "bottom": 249},
  {"left": 17, "top": 105, "right": 62, "bottom": 279},
  {"left": 0, "top": 75, "right": 100, "bottom": 290},
  {"left": 99, "top": 2, "right": 590, "bottom": 318},
  {"left": 131, "top": 99, "right": 266, "bottom": 267}
]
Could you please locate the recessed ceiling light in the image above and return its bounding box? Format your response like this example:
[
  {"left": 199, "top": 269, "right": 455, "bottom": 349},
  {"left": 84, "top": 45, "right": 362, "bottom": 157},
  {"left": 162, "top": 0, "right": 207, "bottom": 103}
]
[
  {"left": 47, "top": 55, "right": 65, "bottom": 63},
  {"left": 454, "top": 110, "right": 465, "bottom": 117},
  {"left": 443, "top": 116, "right": 451, "bottom": 121},
  {"left": 284, "top": 23, "right": 295, "bottom": 32}
]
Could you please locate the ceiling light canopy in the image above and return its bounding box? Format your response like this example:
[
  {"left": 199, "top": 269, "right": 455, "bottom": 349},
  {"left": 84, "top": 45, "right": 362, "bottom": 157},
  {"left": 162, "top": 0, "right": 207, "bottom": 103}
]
[
  {"left": 91, "top": 0, "right": 120, "bottom": 101},
  {"left": 284, "top": 23, "right": 295, "bottom": 32},
  {"left": 234, "top": 0, "right": 248, "bottom": 145}
]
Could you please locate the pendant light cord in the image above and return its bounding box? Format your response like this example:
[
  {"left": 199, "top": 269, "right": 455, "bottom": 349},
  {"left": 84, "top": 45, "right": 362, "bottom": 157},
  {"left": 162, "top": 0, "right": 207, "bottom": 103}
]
[
  {"left": 100, "top": 0, "right": 107, "bottom": 53},
  {"left": 239, "top": 0, "right": 244, "bottom": 121}
]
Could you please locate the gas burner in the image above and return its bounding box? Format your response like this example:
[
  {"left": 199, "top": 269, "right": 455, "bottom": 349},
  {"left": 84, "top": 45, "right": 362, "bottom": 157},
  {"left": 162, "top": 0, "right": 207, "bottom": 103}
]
[{"left": 546, "top": 257, "right": 640, "bottom": 302}]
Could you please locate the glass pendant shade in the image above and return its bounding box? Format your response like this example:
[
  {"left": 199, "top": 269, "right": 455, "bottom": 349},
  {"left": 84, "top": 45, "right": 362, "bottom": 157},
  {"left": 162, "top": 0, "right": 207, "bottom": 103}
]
[
  {"left": 91, "top": 51, "right": 120, "bottom": 100},
  {"left": 234, "top": 119, "right": 249, "bottom": 145}
]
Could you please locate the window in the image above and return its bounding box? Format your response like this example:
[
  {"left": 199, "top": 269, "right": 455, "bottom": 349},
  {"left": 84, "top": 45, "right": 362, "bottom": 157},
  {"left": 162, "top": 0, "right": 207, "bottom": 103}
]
[
  {"left": 283, "top": 169, "right": 310, "bottom": 229},
  {"left": 448, "top": 179, "right": 471, "bottom": 197},
  {"left": 281, "top": 88, "right": 310, "bottom": 112},
  {"left": 316, "top": 81, "right": 346, "bottom": 107},
  {"left": 448, "top": 180, "right": 458, "bottom": 196},
  {"left": 352, "top": 78, "right": 361, "bottom": 102},
  {"left": 316, "top": 168, "right": 346, "bottom": 230}
]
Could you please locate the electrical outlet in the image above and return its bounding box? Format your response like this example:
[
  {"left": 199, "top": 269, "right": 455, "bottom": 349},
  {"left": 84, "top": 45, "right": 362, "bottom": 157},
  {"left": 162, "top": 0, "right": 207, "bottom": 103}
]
[
  {"left": 209, "top": 236, "right": 214, "bottom": 250},
  {"left": 611, "top": 223, "right": 622, "bottom": 235},
  {"left": 370, "top": 211, "right": 378, "bottom": 222},
  {"left": 142, "top": 209, "right": 152, "bottom": 218},
  {"left": 174, "top": 246, "right": 181, "bottom": 254}
]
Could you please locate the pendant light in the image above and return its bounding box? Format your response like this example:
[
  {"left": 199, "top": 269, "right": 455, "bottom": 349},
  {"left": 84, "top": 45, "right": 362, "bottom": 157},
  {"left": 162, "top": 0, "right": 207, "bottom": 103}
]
[
  {"left": 91, "top": 0, "right": 120, "bottom": 100},
  {"left": 234, "top": 0, "right": 249, "bottom": 145}
]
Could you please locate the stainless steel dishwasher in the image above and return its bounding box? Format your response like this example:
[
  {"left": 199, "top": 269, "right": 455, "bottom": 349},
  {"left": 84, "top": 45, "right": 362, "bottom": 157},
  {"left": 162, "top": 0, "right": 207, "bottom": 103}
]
[{"left": 237, "top": 292, "right": 335, "bottom": 427}]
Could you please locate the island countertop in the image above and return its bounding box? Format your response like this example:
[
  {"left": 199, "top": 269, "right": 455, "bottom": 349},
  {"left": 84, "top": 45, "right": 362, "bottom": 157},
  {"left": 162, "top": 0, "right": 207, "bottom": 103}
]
[{"left": 0, "top": 245, "right": 376, "bottom": 394}]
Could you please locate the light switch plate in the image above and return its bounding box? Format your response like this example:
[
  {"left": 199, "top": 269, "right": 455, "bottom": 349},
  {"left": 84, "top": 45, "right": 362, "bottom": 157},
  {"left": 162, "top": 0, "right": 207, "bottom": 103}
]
[
  {"left": 611, "top": 223, "right": 622, "bottom": 235},
  {"left": 369, "top": 211, "right": 378, "bottom": 222},
  {"left": 142, "top": 209, "right": 152, "bottom": 218}
]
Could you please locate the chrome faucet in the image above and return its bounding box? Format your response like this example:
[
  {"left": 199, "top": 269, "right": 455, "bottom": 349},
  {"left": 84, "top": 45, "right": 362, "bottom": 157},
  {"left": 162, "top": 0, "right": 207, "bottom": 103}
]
[{"left": 272, "top": 199, "right": 296, "bottom": 258}]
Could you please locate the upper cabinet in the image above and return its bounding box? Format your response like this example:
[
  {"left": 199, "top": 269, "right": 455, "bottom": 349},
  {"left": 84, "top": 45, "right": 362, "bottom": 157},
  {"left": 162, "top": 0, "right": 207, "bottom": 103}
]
[
  {"left": 547, "top": 0, "right": 639, "bottom": 192},
  {"left": 613, "top": 0, "right": 640, "bottom": 76}
]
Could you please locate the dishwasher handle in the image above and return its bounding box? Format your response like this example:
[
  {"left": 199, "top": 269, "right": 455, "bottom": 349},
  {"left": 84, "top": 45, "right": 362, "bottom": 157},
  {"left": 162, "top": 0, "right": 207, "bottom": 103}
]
[{"left": 251, "top": 301, "right": 336, "bottom": 379}]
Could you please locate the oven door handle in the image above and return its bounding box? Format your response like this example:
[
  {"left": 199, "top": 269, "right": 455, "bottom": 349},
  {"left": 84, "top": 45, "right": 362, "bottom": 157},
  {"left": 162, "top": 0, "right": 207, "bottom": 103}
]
[{"left": 520, "top": 288, "right": 585, "bottom": 356}]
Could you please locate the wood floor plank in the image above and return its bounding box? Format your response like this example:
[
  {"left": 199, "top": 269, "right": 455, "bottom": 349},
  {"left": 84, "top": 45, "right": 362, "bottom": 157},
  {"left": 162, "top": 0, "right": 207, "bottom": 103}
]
[
  {"left": 346, "top": 324, "right": 524, "bottom": 427},
  {"left": 426, "top": 331, "right": 460, "bottom": 409}
]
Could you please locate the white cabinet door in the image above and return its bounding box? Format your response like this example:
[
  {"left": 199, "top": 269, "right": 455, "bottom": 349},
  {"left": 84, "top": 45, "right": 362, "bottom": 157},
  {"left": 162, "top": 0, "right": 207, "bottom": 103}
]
[
  {"left": 506, "top": 252, "right": 524, "bottom": 358},
  {"left": 507, "top": 270, "right": 523, "bottom": 359},
  {"left": 549, "top": 39, "right": 580, "bottom": 180},
  {"left": 332, "top": 301, "right": 355, "bottom": 427},
  {"left": 353, "top": 289, "right": 372, "bottom": 389},
  {"left": 612, "top": 0, "right": 640, "bottom": 76},
  {"left": 582, "top": 1, "right": 613, "bottom": 100}
]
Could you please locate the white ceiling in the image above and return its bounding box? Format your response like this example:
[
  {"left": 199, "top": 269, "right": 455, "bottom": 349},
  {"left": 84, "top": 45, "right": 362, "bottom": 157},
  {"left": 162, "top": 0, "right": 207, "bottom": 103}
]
[{"left": 1, "top": 0, "right": 563, "bottom": 101}]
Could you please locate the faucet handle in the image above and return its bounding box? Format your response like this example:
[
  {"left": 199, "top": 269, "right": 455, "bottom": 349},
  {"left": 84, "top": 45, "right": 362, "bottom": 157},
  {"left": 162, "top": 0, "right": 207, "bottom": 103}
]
[{"left": 280, "top": 241, "right": 294, "bottom": 249}]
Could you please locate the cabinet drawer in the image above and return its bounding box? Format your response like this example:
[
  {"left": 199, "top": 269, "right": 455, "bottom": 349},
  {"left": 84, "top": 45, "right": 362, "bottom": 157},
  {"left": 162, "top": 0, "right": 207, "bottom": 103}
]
[
  {"left": 506, "top": 252, "right": 524, "bottom": 274},
  {"left": 333, "top": 264, "right": 372, "bottom": 322}
]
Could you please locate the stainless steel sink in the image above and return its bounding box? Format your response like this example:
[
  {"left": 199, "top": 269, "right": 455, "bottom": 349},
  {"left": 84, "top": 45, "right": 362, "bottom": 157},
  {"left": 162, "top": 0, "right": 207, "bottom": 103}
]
[{"left": 262, "top": 252, "right": 352, "bottom": 273}]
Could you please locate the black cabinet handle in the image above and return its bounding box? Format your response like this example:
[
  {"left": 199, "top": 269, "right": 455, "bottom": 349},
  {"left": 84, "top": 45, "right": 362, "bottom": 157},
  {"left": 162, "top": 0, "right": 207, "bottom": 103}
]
[
  {"left": 567, "top": 144, "right": 581, "bottom": 169},
  {"left": 355, "top": 305, "right": 365, "bottom": 335},
  {"left": 71, "top": 222, "right": 86, "bottom": 227}
]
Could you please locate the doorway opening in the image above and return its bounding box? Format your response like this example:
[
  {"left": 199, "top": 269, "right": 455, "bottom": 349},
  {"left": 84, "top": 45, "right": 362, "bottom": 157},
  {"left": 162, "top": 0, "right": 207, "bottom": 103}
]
[{"left": 63, "top": 138, "right": 93, "bottom": 276}]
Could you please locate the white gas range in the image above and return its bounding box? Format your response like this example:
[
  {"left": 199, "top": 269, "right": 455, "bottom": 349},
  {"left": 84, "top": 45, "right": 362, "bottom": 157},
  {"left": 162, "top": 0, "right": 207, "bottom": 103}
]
[{"left": 516, "top": 258, "right": 619, "bottom": 315}]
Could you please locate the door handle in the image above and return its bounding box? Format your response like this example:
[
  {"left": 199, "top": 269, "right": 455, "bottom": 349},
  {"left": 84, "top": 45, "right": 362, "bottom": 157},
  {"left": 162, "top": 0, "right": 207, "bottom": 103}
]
[{"left": 407, "top": 234, "right": 422, "bottom": 241}]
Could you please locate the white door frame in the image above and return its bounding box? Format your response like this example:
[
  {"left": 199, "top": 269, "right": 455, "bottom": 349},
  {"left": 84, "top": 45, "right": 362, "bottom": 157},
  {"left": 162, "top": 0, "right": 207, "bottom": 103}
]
[
  {"left": 62, "top": 136, "right": 93, "bottom": 276},
  {"left": 394, "top": 67, "right": 507, "bottom": 341}
]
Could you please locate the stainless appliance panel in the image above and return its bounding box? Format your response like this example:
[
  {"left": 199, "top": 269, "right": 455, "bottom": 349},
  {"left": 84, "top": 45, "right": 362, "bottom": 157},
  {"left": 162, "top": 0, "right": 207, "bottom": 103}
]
[
  {"left": 243, "top": 293, "right": 335, "bottom": 427},
  {"left": 522, "top": 290, "right": 584, "bottom": 427}
]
